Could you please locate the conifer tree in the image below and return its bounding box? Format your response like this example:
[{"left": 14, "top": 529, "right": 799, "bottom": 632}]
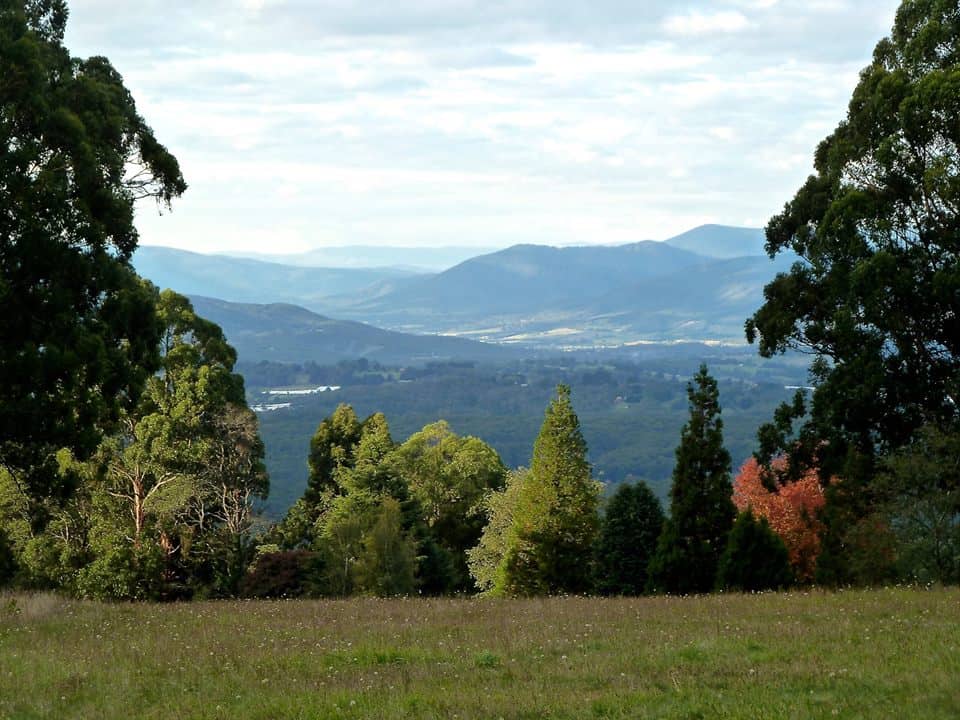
[
  {"left": 647, "top": 365, "right": 735, "bottom": 594},
  {"left": 716, "top": 510, "right": 793, "bottom": 592},
  {"left": 594, "top": 481, "right": 664, "bottom": 596},
  {"left": 500, "top": 385, "right": 600, "bottom": 595}
]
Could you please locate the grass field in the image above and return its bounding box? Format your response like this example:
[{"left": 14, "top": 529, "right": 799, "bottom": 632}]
[{"left": 1, "top": 588, "right": 958, "bottom": 719}]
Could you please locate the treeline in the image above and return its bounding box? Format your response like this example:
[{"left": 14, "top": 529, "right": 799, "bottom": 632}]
[
  {"left": 3, "top": 0, "right": 959, "bottom": 598},
  {"left": 243, "top": 367, "right": 812, "bottom": 598}
]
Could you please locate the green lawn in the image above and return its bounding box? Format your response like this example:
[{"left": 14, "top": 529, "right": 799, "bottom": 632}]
[{"left": 2, "top": 588, "right": 958, "bottom": 719}]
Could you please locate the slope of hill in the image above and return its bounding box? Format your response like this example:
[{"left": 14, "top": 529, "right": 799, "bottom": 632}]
[
  {"left": 137, "top": 225, "right": 787, "bottom": 347},
  {"left": 189, "top": 296, "right": 520, "bottom": 365},
  {"left": 133, "top": 247, "right": 424, "bottom": 307},
  {"left": 663, "top": 224, "right": 767, "bottom": 258},
  {"left": 579, "top": 253, "right": 799, "bottom": 341},
  {"left": 331, "top": 241, "right": 707, "bottom": 326},
  {"left": 321, "top": 231, "right": 793, "bottom": 344},
  {"left": 231, "top": 245, "right": 497, "bottom": 271}
]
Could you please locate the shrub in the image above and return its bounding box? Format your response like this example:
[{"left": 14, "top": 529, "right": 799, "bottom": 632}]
[
  {"left": 716, "top": 510, "right": 793, "bottom": 592},
  {"left": 239, "top": 550, "right": 325, "bottom": 598}
]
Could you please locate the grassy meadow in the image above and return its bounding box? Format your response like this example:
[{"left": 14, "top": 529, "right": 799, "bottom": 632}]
[{"left": 1, "top": 588, "right": 958, "bottom": 719}]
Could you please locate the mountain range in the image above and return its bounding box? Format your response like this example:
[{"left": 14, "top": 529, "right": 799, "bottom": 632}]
[
  {"left": 132, "top": 246, "right": 422, "bottom": 308},
  {"left": 188, "top": 296, "right": 522, "bottom": 365},
  {"left": 133, "top": 224, "right": 794, "bottom": 359}
]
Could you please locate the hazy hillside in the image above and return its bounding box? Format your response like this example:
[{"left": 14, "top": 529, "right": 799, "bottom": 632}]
[
  {"left": 137, "top": 225, "right": 788, "bottom": 346},
  {"left": 580, "top": 253, "right": 799, "bottom": 340},
  {"left": 189, "top": 296, "right": 521, "bottom": 365},
  {"left": 231, "top": 245, "right": 497, "bottom": 271},
  {"left": 322, "top": 227, "right": 793, "bottom": 344},
  {"left": 663, "top": 224, "right": 767, "bottom": 258},
  {"left": 336, "top": 241, "right": 704, "bottom": 322},
  {"left": 133, "top": 246, "right": 423, "bottom": 306}
]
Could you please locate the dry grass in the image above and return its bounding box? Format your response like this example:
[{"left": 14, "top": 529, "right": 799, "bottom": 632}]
[{"left": 1, "top": 588, "right": 958, "bottom": 719}]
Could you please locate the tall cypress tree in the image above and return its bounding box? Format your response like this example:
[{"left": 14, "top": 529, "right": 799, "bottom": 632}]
[
  {"left": 647, "top": 365, "right": 736, "bottom": 594},
  {"left": 500, "top": 385, "right": 600, "bottom": 595}
]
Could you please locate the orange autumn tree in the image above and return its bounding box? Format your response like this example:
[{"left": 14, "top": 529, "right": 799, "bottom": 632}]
[{"left": 732, "top": 457, "right": 827, "bottom": 582}]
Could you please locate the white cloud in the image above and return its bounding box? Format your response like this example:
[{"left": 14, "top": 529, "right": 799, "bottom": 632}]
[
  {"left": 60, "top": 0, "right": 902, "bottom": 254},
  {"left": 663, "top": 11, "right": 750, "bottom": 36}
]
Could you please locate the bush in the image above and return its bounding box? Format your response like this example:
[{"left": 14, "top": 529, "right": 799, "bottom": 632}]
[
  {"left": 716, "top": 510, "right": 793, "bottom": 592},
  {"left": 239, "top": 550, "right": 325, "bottom": 598}
]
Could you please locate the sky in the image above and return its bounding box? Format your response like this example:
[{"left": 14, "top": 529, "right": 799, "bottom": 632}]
[{"left": 65, "top": 0, "right": 901, "bottom": 255}]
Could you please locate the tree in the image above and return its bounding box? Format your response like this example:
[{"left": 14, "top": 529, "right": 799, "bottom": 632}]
[
  {"left": 647, "top": 365, "right": 735, "bottom": 595},
  {"left": 466, "top": 468, "right": 528, "bottom": 594},
  {"left": 500, "top": 385, "right": 600, "bottom": 595},
  {"left": 196, "top": 403, "right": 269, "bottom": 596},
  {"left": 391, "top": 421, "right": 507, "bottom": 591},
  {"left": 272, "top": 404, "right": 364, "bottom": 550},
  {"left": 732, "top": 457, "right": 826, "bottom": 582},
  {"left": 354, "top": 497, "right": 417, "bottom": 597},
  {"left": 744, "top": 0, "right": 960, "bottom": 581},
  {"left": 716, "top": 510, "right": 793, "bottom": 592},
  {"left": 80, "top": 291, "right": 266, "bottom": 598},
  {"left": 318, "top": 413, "right": 416, "bottom": 595},
  {"left": 875, "top": 424, "right": 960, "bottom": 584},
  {"left": 304, "top": 404, "right": 364, "bottom": 508},
  {"left": 594, "top": 481, "right": 664, "bottom": 596},
  {"left": 0, "top": 1, "right": 186, "bottom": 517}
]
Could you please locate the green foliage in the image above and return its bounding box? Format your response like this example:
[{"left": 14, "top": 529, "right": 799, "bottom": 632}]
[
  {"left": 876, "top": 425, "right": 960, "bottom": 584},
  {"left": 466, "top": 469, "right": 528, "bottom": 593},
  {"left": 305, "top": 404, "right": 364, "bottom": 508},
  {"left": 0, "top": 526, "right": 16, "bottom": 587},
  {"left": 500, "top": 385, "right": 600, "bottom": 595},
  {"left": 0, "top": 0, "right": 185, "bottom": 516},
  {"left": 391, "top": 421, "right": 506, "bottom": 591},
  {"left": 270, "top": 403, "right": 365, "bottom": 551},
  {"left": 74, "top": 534, "right": 165, "bottom": 602},
  {"left": 647, "top": 365, "right": 736, "bottom": 594},
  {"left": 354, "top": 498, "right": 417, "bottom": 597},
  {"left": 717, "top": 510, "right": 794, "bottom": 592},
  {"left": 0, "top": 292, "right": 269, "bottom": 600},
  {"left": 745, "top": 0, "right": 960, "bottom": 581},
  {"left": 594, "top": 481, "right": 664, "bottom": 596},
  {"left": 320, "top": 513, "right": 366, "bottom": 596}
]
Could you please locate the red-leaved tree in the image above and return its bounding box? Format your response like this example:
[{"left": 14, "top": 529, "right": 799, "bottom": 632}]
[{"left": 732, "top": 457, "right": 827, "bottom": 582}]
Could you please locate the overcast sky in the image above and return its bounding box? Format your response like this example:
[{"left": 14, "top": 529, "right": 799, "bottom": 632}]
[{"left": 65, "top": 0, "right": 900, "bottom": 254}]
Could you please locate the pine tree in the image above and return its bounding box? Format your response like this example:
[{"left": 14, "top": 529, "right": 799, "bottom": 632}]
[
  {"left": 716, "top": 510, "right": 793, "bottom": 592},
  {"left": 594, "top": 481, "right": 664, "bottom": 596},
  {"left": 500, "top": 385, "right": 600, "bottom": 595},
  {"left": 647, "top": 365, "right": 735, "bottom": 594}
]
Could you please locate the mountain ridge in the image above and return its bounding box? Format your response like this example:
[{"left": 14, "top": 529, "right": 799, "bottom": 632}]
[{"left": 188, "top": 295, "right": 523, "bottom": 365}]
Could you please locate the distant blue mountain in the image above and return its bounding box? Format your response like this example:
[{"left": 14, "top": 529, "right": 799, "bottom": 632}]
[
  {"left": 136, "top": 225, "right": 790, "bottom": 347},
  {"left": 189, "top": 296, "right": 520, "bottom": 365},
  {"left": 337, "top": 241, "right": 706, "bottom": 324},
  {"left": 133, "top": 246, "right": 423, "bottom": 307},
  {"left": 663, "top": 224, "right": 767, "bottom": 258},
  {"left": 229, "top": 245, "right": 495, "bottom": 272}
]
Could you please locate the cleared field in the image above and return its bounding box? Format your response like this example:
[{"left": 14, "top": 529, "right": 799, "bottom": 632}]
[{"left": 1, "top": 588, "right": 958, "bottom": 719}]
